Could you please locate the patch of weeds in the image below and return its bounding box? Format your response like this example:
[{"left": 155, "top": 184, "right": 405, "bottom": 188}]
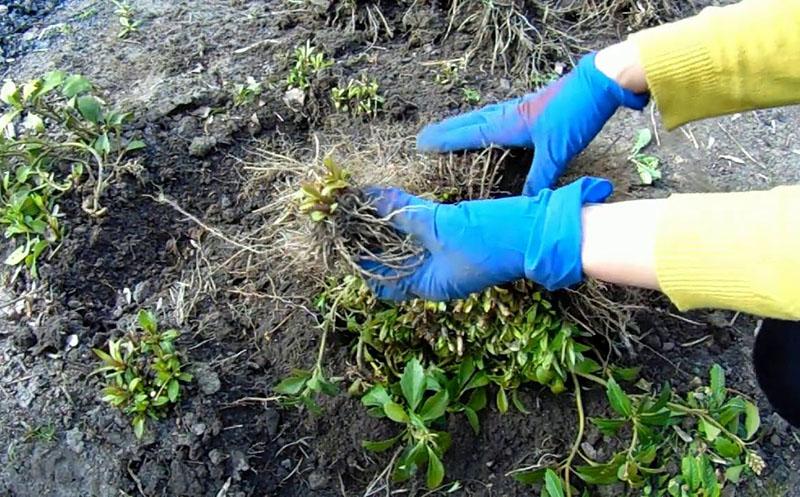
[
  {"left": 331, "top": 76, "right": 384, "bottom": 118},
  {"left": 0, "top": 72, "right": 144, "bottom": 276},
  {"left": 232, "top": 76, "right": 263, "bottom": 106},
  {"left": 512, "top": 365, "right": 763, "bottom": 497},
  {"left": 531, "top": 70, "right": 560, "bottom": 89},
  {"left": 286, "top": 40, "right": 332, "bottom": 91},
  {"left": 434, "top": 62, "right": 462, "bottom": 86},
  {"left": 24, "top": 424, "right": 56, "bottom": 443},
  {"left": 72, "top": 6, "right": 99, "bottom": 21},
  {"left": 93, "top": 310, "right": 193, "bottom": 439},
  {"left": 462, "top": 87, "right": 481, "bottom": 105},
  {"left": 38, "top": 23, "right": 73, "bottom": 40},
  {"left": 629, "top": 128, "right": 661, "bottom": 185},
  {"left": 111, "top": 0, "right": 140, "bottom": 39}
]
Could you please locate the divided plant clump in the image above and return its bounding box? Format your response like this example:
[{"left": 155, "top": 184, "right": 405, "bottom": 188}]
[
  {"left": 0, "top": 71, "right": 143, "bottom": 277},
  {"left": 272, "top": 156, "right": 766, "bottom": 495}
]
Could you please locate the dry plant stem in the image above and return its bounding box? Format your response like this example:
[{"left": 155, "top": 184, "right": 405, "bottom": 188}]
[{"left": 563, "top": 372, "right": 585, "bottom": 497}]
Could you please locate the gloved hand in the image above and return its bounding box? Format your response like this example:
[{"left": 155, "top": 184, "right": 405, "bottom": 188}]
[
  {"left": 417, "top": 53, "right": 649, "bottom": 196},
  {"left": 362, "top": 177, "right": 613, "bottom": 301}
]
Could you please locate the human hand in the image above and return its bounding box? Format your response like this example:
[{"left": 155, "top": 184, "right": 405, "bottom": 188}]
[
  {"left": 417, "top": 53, "right": 649, "bottom": 196},
  {"left": 362, "top": 177, "right": 613, "bottom": 301}
]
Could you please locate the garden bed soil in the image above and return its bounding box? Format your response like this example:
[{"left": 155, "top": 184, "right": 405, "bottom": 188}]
[{"left": 1, "top": 1, "right": 799, "bottom": 496}]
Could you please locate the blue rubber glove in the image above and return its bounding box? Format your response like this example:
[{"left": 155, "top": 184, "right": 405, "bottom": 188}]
[
  {"left": 362, "top": 177, "right": 613, "bottom": 301},
  {"left": 417, "top": 53, "right": 649, "bottom": 196}
]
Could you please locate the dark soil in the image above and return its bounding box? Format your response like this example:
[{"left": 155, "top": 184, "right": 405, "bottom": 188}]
[{"left": 0, "top": 1, "right": 798, "bottom": 497}]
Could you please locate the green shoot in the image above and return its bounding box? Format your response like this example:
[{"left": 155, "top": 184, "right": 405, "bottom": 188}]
[
  {"left": 296, "top": 157, "right": 350, "bottom": 223},
  {"left": 24, "top": 424, "right": 56, "bottom": 443},
  {"left": 286, "top": 41, "right": 333, "bottom": 91},
  {"left": 110, "top": 0, "right": 141, "bottom": 39},
  {"left": 462, "top": 87, "right": 481, "bottom": 104},
  {"left": 630, "top": 128, "right": 661, "bottom": 185},
  {"left": 331, "top": 77, "right": 383, "bottom": 118},
  {"left": 232, "top": 76, "right": 263, "bottom": 106},
  {"left": 93, "top": 310, "right": 193, "bottom": 439}
]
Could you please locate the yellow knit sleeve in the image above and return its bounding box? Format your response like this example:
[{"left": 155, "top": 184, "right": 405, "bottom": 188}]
[
  {"left": 656, "top": 186, "right": 800, "bottom": 320},
  {"left": 631, "top": 0, "right": 800, "bottom": 129}
]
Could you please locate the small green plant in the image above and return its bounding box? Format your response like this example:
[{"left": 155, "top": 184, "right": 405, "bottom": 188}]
[
  {"left": 331, "top": 77, "right": 384, "bottom": 117},
  {"left": 512, "top": 365, "right": 763, "bottom": 497},
  {"left": 296, "top": 157, "right": 350, "bottom": 222},
  {"left": 462, "top": 87, "right": 481, "bottom": 104},
  {"left": 93, "top": 310, "right": 193, "bottom": 439},
  {"left": 0, "top": 72, "right": 144, "bottom": 276},
  {"left": 361, "top": 359, "right": 453, "bottom": 489},
  {"left": 111, "top": 0, "right": 141, "bottom": 39},
  {"left": 232, "top": 76, "right": 263, "bottom": 106},
  {"left": 630, "top": 128, "right": 661, "bottom": 185},
  {"left": 24, "top": 424, "right": 56, "bottom": 442},
  {"left": 434, "top": 62, "right": 461, "bottom": 86},
  {"left": 287, "top": 41, "right": 333, "bottom": 91},
  {"left": 73, "top": 6, "right": 99, "bottom": 21}
]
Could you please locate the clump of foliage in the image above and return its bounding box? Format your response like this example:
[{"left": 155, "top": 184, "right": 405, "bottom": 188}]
[
  {"left": 462, "top": 87, "right": 481, "bottom": 104},
  {"left": 232, "top": 76, "right": 263, "bottom": 106},
  {"left": 111, "top": 0, "right": 141, "bottom": 39},
  {"left": 94, "top": 310, "right": 193, "bottom": 439},
  {"left": 294, "top": 158, "right": 423, "bottom": 279},
  {"left": 513, "top": 365, "right": 763, "bottom": 497},
  {"left": 331, "top": 76, "right": 384, "bottom": 118},
  {"left": 286, "top": 41, "right": 333, "bottom": 91},
  {"left": 630, "top": 128, "right": 661, "bottom": 185},
  {"left": 0, "top": 72, "right": 143, "bottom": 276}
]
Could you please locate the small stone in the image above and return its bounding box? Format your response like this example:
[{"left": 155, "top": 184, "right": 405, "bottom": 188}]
[
  {"left": 209, "top": 449, "right": 226, "bottom": 465},
  {"left": 770, "top": 434, "right": 782, "bottom": 447},
  {"left": 194, "top": 364, "right": 221, "bottom": 395},
  {"left": 280, "top": 458, "right": 292, "bottom": 469},
  {"left": 307, "top": 470, "right": 329, "bottom": 490},
  {"left": 132, "top": 280, "right": 153, "bottom": 303},
  {"left": 0, "top": 6, "right": 8, "bottom": 15},
  {"left": 580, "top": 441, "right": 599, "bottom": 461},
  {"left": 65, "top": 427, "right": 84, "bottom": 454},
  {"left": 189, "top": 136, "right": 217, "bottom": 157},
  {"left": 282, "top": 88, "right": 305, "bottom": 112},
  {"left": 191, "top": 423, "right": 207, "bottom": 436},
  {"left": 65, "top": 334, "right": 79, "bottom": 349},
  {"left": 662, "top": 341, "right": 676, "bottom": 352}
]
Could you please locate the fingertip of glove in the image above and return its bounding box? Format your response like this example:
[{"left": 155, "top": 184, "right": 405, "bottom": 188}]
[{"left": 577, "top": 176, "right": 614, "bottom": 203}]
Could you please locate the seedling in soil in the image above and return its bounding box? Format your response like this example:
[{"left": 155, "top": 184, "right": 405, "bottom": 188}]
[
  {"left": 462, "top": 87, "right": 481, "bottom": 104},
  {"left": 630, "top": 128, "right": 661, "bottom": 185},
  {"left": 93, "top": 310, "right": 193, "bottom": 439},
  {"left": 23, "top": 424, "right": 56, "bottom": 443},
  {"left": 331, "top": 76, "right": 384, "bottom": 118},
  {"left": 512, "top": 364, "right": 763, "bottom": 497},
  {"left": 434, "top": 62, "right": 461, "bottom": 86},
  {"left": 111, "top": 0, "right": 140, "bottom": 39},
  {"left": 0, "top": 71, "right": 144, "bottom": 276},
  {"left": 286, "top": 40, "right": 332, "bottom": 91},
  {"left": 232, "top": 76, "right": 263, "bottom": 106},
  {"left": 361, "top": 358, "right": 453, "bottom": 489}
]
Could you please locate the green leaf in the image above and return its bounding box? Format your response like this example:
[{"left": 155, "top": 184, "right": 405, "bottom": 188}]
[
  {"left": 419, "top": 390, "right": 449, "bottom": 422},
  {"left": 464, "top": 407, "right": 480, "bottom": 435},
  {"left": 575, "top": 455, "right": 626, "bottom": 485},
  {"left": 384, "top": 401, "right": 409, "bottom": 423},
  {"left": 400, "top": 358, "right": 425, "bottom": 411},
  {"left": 512, "top": 389, "right": 530, "bottom": 414},
  {"left": 725, "top": 464, "right": 746, "bottom": 483},
  {"left": 361, "top": 385, "right": 391, "bottom": 408},
  {"left": 632, "top": 128, "right": 652, "bottom": 154},
  {"left": 362, "top": 433, "right": 401, "bottom": 453},
  {"left": 457, "top": 357, "right": 475, "bottom": 389},
  {"left": 22, "top": 113, "right": 45, "bottom": 133},
  {"left": 5, "top": 242, "right": 30, "bottom": 266},
  {"left": 126, "top": 139, "right": 146, "bottom": 152},
  {"left": 94, "top": 132, "right": 111, "bottom": 154},
  {"left": 496, "top": 387, "right": 508, "bottom": 414},
  {"left": 606, "top": 377, "right": 633, "bottom": 418},
  {"left": 39, "top": 71, "right": 65, "bottom": 97},
  {"left": 590, "top": 417, "right": 626, "bottom": 436},
  {"left": 543, "top": 469, "right": 565, "bottom": 497},
  {"left": 426, "top": 447, "right": 445, "bottom": 489},
  {"left": 138, "top": 309, "right": 157, "bottom": 333},
  {"left": 610, "top": 366, "right": 641, "bottom": 382},
  {"left": 513, "top": 468, "right": 547, "bottom": 485},
  {"left": 744, "top": 401, "right": 760, "bottom": 439},
  {"left": 77, "top": 95, "right": 103, "bottom": 123},
  {"left": 714, "top": 437, "right": 742, "bottom": 458},
  {"left": 1, "top": 80, "right": 21, "bottom": 107},
  {"left": 0, "top": 109, "right": 21, "bottom": 133},
  {"left": 466, "top": 387, "right": 487, "bottom": 412},
  {"left": 167, "top": 379, "right": 180, "bottom": 403},
  {"left": 275, "top": 374, "right": 309, "bottom": 395},
  {"left": 132, "top": 416, "right": 145, "bottom": 439},
  {"left": 62, "top": 75, "right": 92, "bottom": 97},
  {"left": 710, "top": 364, "right": 726, "bottom": 407},
  {"left": 699, "top": 418, "right": 722, "bottom": 442}
]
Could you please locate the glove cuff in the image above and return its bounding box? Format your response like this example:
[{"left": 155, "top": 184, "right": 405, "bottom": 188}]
[{"left": 524, "top": 177, "right": 613, "bottom": 290}]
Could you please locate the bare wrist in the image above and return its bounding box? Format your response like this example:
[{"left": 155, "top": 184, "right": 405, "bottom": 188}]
[{"left": 595, "top": 41, "right": 648, "bottom": 94}]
